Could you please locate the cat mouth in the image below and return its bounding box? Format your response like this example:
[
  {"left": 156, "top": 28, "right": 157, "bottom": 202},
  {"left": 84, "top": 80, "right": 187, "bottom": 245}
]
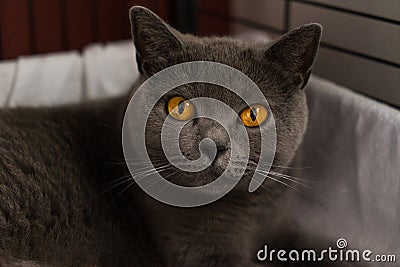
[{"left": 153, "top": 160, "right": 255, "bottom": 190}]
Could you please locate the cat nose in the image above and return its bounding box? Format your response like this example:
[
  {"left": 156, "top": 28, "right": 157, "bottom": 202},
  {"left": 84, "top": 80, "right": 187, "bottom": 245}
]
[
  {"left": 209, "top": 135, "right": 229, "bottom": 155},
  {"left": 200, "top": 138, "right": 228, "bottom": 163},
  {"left": 216, "top": 143, "right": 228, "bottom": 152},
  {"left": 198, "top": 118, "right": 230, "bottom": 153}
]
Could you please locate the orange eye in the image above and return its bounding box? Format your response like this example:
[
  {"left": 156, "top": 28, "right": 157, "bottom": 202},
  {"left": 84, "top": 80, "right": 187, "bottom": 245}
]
[
  {"left": 240, "top": 104, "right": 268, "bottom": 127},
  {"left": 167, "top": 96, "right": 195, "bottom": 121}
]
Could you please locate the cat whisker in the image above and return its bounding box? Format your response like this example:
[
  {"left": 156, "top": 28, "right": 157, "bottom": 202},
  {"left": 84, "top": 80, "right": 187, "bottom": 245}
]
[
  {"left": 264, "top": 175, "right": 316, "bottom": 201},
  {"left": 104, "top": 175, "right": 133, "bottom": 194},
  {"left": 144, "top": 169, "right": 178, "bottom": 192},
  {"left": 102, "top": 157, "right": 167, "bottom": 167},
  {"left": 256, "top": 164, "right": 318, "bottom": 182},
  {"left": 108, "top": 164, "right": 171, "bottom": 185},
  {"left": 126, "top": 165, "right": 173, "bottom": 185},
  {"left": 92, "top": 173, "right": 132, "bottom": 201},
  {"left": 109, "top": 181, "right": 136, "bottom": 204},
  {"left": 104, "top": 161, "right": 153, "bottom": 166},
  {"left": 96, "top": 165, "right": 172, "bottom": 201},
  {"left": 258, "top": 172, "right": 335, "bottom": 204},
  {"left": 269, "top": 164, "right": 315, "bottom": 170},
  {"left": 263, "top": 174, "right": 302, "bottom": 193},
  {"left": 249, "top": 160, "right": 315, "bottom": 170},
  {"left": 258, "top": 170, "right": 314, "bottom": 189},
  {"left": 110, "top": 166, "right": 174, "bottom": 203},
  {"left": 268, "top": 170, "right": 326, "bottom": 184},
  {"left": 124, "top": 159, "right": 166, "bottom": 165}
]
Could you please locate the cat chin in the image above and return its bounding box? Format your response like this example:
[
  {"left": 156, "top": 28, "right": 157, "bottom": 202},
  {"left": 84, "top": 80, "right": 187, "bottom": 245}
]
[{"left": 155, "top": 169, "right": 251, "bottom": 190}]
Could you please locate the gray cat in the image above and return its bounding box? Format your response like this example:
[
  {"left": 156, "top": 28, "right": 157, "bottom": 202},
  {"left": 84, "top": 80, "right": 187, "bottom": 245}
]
[{"left": 0, "top": 6, "right": 323, "bottom": 267}]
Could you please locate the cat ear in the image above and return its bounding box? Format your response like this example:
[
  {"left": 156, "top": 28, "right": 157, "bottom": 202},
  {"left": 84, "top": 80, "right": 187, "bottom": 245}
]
[
  {"left": 129, "top": 6, "right": 183, "bottom": 74},
  {"left": 263, "top": 23, "right": 322, "bottom": 89}
]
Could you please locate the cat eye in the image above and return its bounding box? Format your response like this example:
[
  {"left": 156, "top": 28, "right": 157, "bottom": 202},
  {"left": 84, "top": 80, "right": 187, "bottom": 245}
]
[
  {"left": 167, "top": 96, "right": 195, "bottom": 121},
  {"left": 240, "top": 105, "right": 268, "bottom": 127}
]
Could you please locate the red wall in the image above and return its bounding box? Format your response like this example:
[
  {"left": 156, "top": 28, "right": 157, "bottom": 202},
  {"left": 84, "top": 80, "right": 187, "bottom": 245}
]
[{"left": 0, "top": 0, "right": 171, "bottom": 59}]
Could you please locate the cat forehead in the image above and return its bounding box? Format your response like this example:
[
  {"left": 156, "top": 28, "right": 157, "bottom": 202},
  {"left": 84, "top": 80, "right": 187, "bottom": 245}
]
[
  {"left": 179, "top": 36, "right": 261, "bottom": 62},
  {"left": 175, "top": 39, "right": 273, "bottom": 84},
  {"left": 163, "top": 84, "right": 260, "bottom": 112}
]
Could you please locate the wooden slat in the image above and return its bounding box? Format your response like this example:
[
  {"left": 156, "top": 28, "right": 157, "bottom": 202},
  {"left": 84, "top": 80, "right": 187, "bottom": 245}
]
[
  {"left": 197, "top": 13, "right": 230, "bottom": 36},
  {"left": 156, "top": 0, "right": 171, "bottom": 21},
  {"left": 231, "top": 0, "right": 285, "bottom": 31},
  {"left": 314, "top": 47, "right": 400, "bottom": 106},
  {"left": 97, "top": 0, "right": 126, "bottom": 42},
  {"left": 0, "top": 0, "right": 172, "bottom": 58},
  {"left": 290, "top": 2, "right": 400, "bottom": 65},
  {"left": 32, "top": 0, "right": 64, "bottom": 53},
  {"left": 0, "top": 0, "right": 32, "bottom": 59},
  {"left": 302, "top": 0, "right": 400, "bottom": 22},
  {"left": 198, "top": 0, "right": 230, "bottom": 15},
  {"left": 65, "top": 0, "right": 95, "bottom": 50}
]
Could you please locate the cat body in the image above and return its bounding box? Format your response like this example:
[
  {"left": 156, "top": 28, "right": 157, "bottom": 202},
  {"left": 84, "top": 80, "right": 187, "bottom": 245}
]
[
  {"left": 0, "top": 6, "right": 322, "bottom": 266},
  {"left": 0, "top": 98, "right": 163, "bottom": 266}
]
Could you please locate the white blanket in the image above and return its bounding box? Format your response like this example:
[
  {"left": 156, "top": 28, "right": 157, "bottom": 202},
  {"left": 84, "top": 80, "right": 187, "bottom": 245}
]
[
  {"left": 292, "top": 76, "right": 400, "bottom": 261},
  {"left": 0, "top": 40, "right": 137, "bottom": 107}
]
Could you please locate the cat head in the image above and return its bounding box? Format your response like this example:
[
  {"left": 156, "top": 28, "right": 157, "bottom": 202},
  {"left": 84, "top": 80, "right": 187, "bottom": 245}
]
[{"left": 127, "top": 6, "right": 321, "bottom": 194}]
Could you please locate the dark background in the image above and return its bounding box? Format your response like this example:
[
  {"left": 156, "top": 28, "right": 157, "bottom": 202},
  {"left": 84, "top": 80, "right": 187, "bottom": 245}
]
[
  {"left": 0, "top": 0, "right": 227, "bottom": 60},
  {"left": 0, "top": 0, "right": 398, "bottom": 106}
]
